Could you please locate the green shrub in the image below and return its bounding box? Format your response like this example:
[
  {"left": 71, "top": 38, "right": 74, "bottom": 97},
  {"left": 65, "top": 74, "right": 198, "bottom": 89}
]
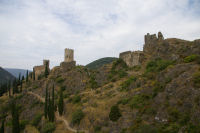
[
  {"left": 109, "top": 105, "right": 121, "bottom": 122},
  {"left": 146, "top": 58, "right": 173, "bottom": 73},
  {"left": 152, "top": 82, "right": 165, "bottom": 97},
  {"left": 20, "top": 120, "right": 29, "bottom": 131},
  {"left": 120, "top": 76, "right": 137, "bottom": 90},
  {"left": 112, "top": 59, "right": 127, "bottom": 70},
  {"left": 184, "top": 54, "right": 199, "bottom": 63},
  {"left": 167, "top": 107, "right": 180, "bottom": 122},
  {"left": 193, "top": 72, "right": 200, "bottom": 87},
  {"left": 118, "top": 70, "right": 128, "bottom": 78},
  {"left": 56, "top": 77, "right": 64, "bottom": 83},
  {"left": 129, "top": 94, "right": 150, "bottom": 109},
  {"left": 71, "top": 109, "right": 84, "bottom": 125},
  {"left": 94, "top": 126, "right": 101, "bottom": 132},
  {"left": 117, "top": 98, "right": 130, "bottom": 105},
  {"left": 72, "top": 95, "right": 81, "bottom": 104},
  {"left": 31, "top": 113, "right": 43, "bottom": 127},
  {"left": 89, "top": 75, "right": 98, "bottom": 89},
  {"left": 42, "top": 122, "right": 55, "bottom": 133}
]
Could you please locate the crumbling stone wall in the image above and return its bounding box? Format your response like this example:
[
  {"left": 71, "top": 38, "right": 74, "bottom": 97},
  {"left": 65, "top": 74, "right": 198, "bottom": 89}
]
[
  {"left": 119, "top": 51, "right": 144, "bottom": 67},
  {"left": 33, "top": 60, "right": 50, "bottom": 80},
  {"left": 143, "top": 32, "right": 164, "bottom": 54}
]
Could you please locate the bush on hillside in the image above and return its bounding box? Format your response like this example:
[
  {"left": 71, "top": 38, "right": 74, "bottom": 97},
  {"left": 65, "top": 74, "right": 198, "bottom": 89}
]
[
  {"left": 129, "top": 94, "right": 150, "bottom": 109},
  {"left": 109, "top": 105, "right": 121, "bottom": 122},
  {"left": 71, "top": 109, "right": 84, "bottom": 125},
  {"left": 56, "top": 77, "right": 64, "bottom": 83},
  {"left": 31, "top": 113, "right": 43, "bottom": 127},
  {"left": 193, "top": 72, "right": 200, "bottom": 88},
  {"left": 146, "top": 58, "right": 173, "bottom": 73},
  {"left": 72, "top": 95, "right": 81, "bottom": 104},
  {"left": 42, "top": 122, "right": 55, "bottom": 133},
  {"left": 184, "top": 54, "right": 199, "bottom": 63},
  {"left": 120, "top": 76, "right": 137, "bottom": 90}
]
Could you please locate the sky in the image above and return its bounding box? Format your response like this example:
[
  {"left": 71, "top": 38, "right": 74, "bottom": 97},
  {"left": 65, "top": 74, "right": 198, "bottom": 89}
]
[{"left": 0, "top": 0, "right": 200, "bottom": 70}]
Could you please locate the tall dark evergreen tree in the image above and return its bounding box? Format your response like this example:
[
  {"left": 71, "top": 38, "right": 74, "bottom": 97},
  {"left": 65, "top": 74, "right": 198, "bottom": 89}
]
[
  {"left": 44, "top": 85, "right": 48, "bottom": 119},
  {"left": 8, "top": 81, "right": 11, "bottom": 97},
  {"left": 51, "top": 85, "right": 55, "bottom": 122},
  {"left": 11, "top": 99, "right": 20, "bottom": 133},
  {"left": 22, "top": 76, "right": 24, "bottom": 81},
  {"left": 44, "top": 64, "right": 49, "bottom": 78},
  {"left": 48, "top": 92, "right": 51, "bottom": 121},
  {"left": 26, "top": 70, "right": 28, "bottom": 82},
  {"left": 20, "top": 80, "right": 23, "bottom": 92},
  {"left": 18, "top": 73, "right": 21, "bottom": 86},
  {"left": 33, "top": 69, "right": 35, "bottom": 81},
  {"left": 58, "top": 88, "right": 64, "bottom": 116},
  {"left": 0, "top": 119, "right": 4, "bottom": 133}
]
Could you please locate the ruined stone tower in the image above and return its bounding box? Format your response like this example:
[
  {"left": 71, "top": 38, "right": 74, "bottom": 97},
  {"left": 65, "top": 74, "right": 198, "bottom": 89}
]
[
  {"left": 33, "top": 59, "right": 50, "bottom": 80},
  {"left": 43, "top": 60, "right": 49, "bottom": 67},
  {"left": 60, "top": 48, "right": 76, "bottom": 71},
  {"left": 143, "top": 32, "right": 164, "bottom": 53},
  {"left": 64, "top": 48, "right": 74, "bottom": 62},
  {"left": 119, "top": 51, "right": 144, "bottom": 67}
]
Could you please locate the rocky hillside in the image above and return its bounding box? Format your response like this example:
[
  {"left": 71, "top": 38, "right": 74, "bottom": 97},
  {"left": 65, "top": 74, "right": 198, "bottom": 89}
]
[
  {"left": 0, "top": 67, "right": 15, "bottom": 84},
  {"left": 0, "top": 33, "right": 200, "bottom": 133}
]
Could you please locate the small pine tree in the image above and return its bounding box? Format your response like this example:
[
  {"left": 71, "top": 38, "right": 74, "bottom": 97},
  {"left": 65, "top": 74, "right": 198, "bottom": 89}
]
[
  {"left": 22, "top": 76, "right": 24, "bottom": 81},
  {"left": 33, "top": 69, "right": 35, "bottom": 81},
  {"left": 48, "top": 92, "right": 51, "bottom": 121},
  {"left": 18, "top": 73, "right": 21, "bottom": 86},
  {"left": 44, "top": 85, "right": 48, "bottom": 119},
  {"left": 44, "top": 64, "right": 49, "bottom": 78},
  {"left": 58, "top": 89, "right": 64, "bottom": 116},
  {"left": 26, "top": 70, "right": 28, "bottom": 82},
  {"left": 11, "top": 99, "right": 20, "bottom": 133},
  {"left": 20, "top": 80, "right": 23, "bottom": 92},
  {"left": 0, "top": 119, "right": 4, "bottom": 133},
  {"left": 51, "top": 85, "right": 55, "bottom": 122}
]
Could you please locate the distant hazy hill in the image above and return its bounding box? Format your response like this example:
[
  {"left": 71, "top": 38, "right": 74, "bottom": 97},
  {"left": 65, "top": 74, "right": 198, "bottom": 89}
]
[
  {"left": 86, "top": 57, "right": 118, "bottom": 69},
  {"left": 0, "top": 67, "right": 15, "bottom": 84},
  {"left": 4, "top": 68, "right": 31, "bottom": 78}
]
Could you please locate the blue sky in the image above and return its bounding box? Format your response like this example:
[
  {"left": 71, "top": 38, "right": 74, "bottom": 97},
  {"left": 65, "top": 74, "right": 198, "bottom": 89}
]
[{"left": 0, "top": 0, "right": 200, "bottom": 70}]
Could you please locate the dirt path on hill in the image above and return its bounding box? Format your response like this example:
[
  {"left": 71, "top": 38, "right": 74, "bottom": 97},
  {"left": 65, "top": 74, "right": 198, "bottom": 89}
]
[{"left": 27, "top": 91, "right": 88, "bottom": 133}]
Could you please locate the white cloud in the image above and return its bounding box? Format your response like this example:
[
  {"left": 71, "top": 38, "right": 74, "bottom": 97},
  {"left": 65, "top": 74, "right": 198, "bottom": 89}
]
[{"left": 0, "top": 0, "right": 200, "bottom": 69}]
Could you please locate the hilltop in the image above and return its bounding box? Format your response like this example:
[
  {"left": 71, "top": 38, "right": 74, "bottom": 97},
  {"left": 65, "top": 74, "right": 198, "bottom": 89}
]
[
  {"left": 0, "top": 32, "right": 200, "bottom": 133},
  {"left": 0, "top": 67, "right": 15, "bottom": 84}
]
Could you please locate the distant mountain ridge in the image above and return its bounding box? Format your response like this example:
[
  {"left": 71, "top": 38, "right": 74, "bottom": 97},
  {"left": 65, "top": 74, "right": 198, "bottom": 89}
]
[
  {"left": 86, "top": 57, "right": 118, "bottom": 69},
  {"left": 0, "top": 67, "right": 15, "bottom": 84},
  {"left": 4, "top": 68, "right": 31, "bottom": 78}
]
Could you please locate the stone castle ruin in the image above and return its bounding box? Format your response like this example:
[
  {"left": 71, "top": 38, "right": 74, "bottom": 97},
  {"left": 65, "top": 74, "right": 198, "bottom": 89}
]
[
  {"left": 119, "top": 51, "right": 144, "bottom": 67},
  {"left": 120, "top": 32, "right": 164, "bottom": 67},
  {"left": 33, "top": 60, "right": 50, "bottom": 80},
  {"left": 60, "top": 48, "right": 76, "bottom": 71}
]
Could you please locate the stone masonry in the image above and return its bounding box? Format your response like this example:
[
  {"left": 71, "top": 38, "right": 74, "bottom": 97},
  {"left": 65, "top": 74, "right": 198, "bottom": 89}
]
[
  {"left": 33, "top": 60, "right": 50, "bottom": 80},
  {"left": 119, "top": 51, "right": 144, "bottom": 67},
  {"left": 60, "top": 48, "right": 76, "bottom": 71},
  {"left": 120, "top": 32, "right": 164, "bottom": 67}
]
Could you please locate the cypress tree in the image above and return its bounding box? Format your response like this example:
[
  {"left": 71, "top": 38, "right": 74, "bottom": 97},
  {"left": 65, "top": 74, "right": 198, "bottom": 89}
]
[
  {"left": 11, "top": 99, "right": 20, "bottom": 133},
  {"left": 18, "top": 73, "right": 21, "bottom": 86},
  {"left": 0, "top": 119, "right": 4, "bottom": 133},
  {"left": 44, "top": 64, "right": 49, "bottom": 78},
  {"left": 8, "top": 81, "right": 11, "bottom": 97},
  {"left": 58, "top": 88, "right": 64, "bottom": 116},
  {"left": 33, "top": 69, "right": 35, "bottom": 81},
  {"left": 51, "top": 85, "right": 55, "bottom": 122},
  {"left": 20, "top": 80, "right": 22, "bottom": 92},
  {"left": 22, "top": 76, "right": 24, "bottom": 81},
  {"left": 44, "top": 85, "right": 48, "bottom": 119},
  {"left": 26, "top": 70, "right": 28, "bottom": 82},
  {"left": 48, "top": 92, "right": 51, "bottom": 121}
]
